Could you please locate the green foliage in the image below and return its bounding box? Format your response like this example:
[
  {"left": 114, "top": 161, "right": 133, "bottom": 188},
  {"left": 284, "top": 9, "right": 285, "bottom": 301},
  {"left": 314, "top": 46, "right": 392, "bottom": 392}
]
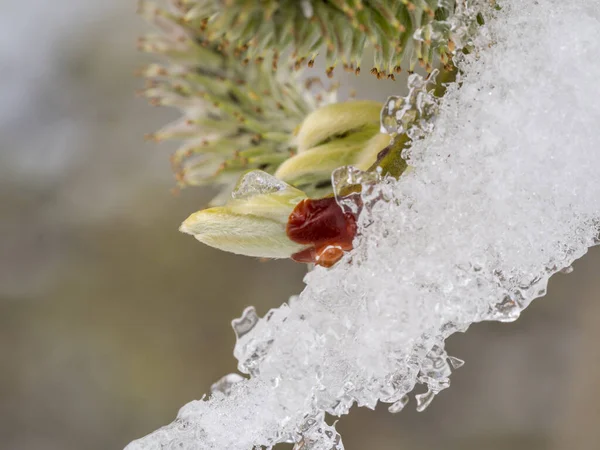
[
  {"left": 182, "top": 0, "right": 458, "bottom": 76},
  {"left": 137, "top": 1, "right": 465, "bottom": 204},
  {"left": 138, "top": 1, "right": 335, "bottom": 202}
]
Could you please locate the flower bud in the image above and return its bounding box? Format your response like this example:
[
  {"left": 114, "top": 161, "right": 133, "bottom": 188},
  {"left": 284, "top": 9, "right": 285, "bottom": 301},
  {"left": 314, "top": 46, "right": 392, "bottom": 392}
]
[
  {"left": 281, "top": 101, "right": 391, "bottom": 196},
  {"left": 180, "top": 171, "right": 308, "bottom": 259},
  {"left": 276, "top": 126, "right": 389, "bottom": 185},
  {"left": 294, "top": 101, "right": 383, "bottom": 152}
]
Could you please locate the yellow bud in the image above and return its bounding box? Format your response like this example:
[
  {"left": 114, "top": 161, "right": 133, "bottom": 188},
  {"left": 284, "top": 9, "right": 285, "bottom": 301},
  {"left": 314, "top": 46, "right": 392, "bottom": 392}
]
[
  {"left": 294, "top": 100, "right": 383, "bottom": 152},
  {"left": 180, "top": 171, "right": 308, "bottom": 259},
  {"left": 354, "top": 132, "right": 393, "bottom": 170},
  {"left": 180, "top": 208, "right": 305, "bottom": 258},
  {"left": 276, "top": 126, "right": 382, "bottom": 185}
]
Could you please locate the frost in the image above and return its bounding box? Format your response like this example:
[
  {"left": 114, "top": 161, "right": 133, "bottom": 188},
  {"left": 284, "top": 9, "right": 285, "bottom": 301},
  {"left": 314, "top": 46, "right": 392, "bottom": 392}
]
[
  {"left": 231, "top": 171, "right": 290, "bottom": 200},
  {"left": 127, "top": 1, "right": 600, "bottom": 449}
]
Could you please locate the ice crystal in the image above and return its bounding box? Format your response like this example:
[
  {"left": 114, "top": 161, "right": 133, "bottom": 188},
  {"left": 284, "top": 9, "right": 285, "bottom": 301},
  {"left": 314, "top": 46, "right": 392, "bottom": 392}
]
[
  {"left": 127, "top": 1, "right": 600, "bottom": 449},
  {"left": 231, "top": 172, "right": 290, "bottom": 200},
  {"left": 380, "top": 71, "right": 440, "bottom": 139}
]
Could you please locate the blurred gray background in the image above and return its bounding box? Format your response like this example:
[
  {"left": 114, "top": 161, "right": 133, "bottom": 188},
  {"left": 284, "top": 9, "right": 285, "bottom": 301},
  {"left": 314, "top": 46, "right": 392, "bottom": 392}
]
[{"left": 1, "top": 2, "right": 599, "bottom": 449}]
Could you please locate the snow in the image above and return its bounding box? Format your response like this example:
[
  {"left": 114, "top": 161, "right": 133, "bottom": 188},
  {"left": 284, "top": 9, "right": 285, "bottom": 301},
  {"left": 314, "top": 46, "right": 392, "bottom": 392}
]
[{"left": 126, "top": 1, "right": 600, "bottom": 448}]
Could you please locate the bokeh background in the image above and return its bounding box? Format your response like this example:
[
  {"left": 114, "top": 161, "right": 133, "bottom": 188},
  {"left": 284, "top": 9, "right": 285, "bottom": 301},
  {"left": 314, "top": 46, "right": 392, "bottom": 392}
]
[{"left": 1, "top": 2, "right": 599, "bottom": 449}]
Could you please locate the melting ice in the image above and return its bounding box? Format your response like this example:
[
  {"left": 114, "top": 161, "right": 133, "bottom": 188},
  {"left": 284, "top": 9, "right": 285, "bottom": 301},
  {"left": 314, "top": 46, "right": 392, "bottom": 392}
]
[{"left": 127, "top": 1, "right": 600, "bottom": 449}]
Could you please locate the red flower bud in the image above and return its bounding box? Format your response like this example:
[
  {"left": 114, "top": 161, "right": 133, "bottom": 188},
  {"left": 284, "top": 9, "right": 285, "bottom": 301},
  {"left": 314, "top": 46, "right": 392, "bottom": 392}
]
[{"left": 287, "top": 197, "right": 358, "bottom": 267}]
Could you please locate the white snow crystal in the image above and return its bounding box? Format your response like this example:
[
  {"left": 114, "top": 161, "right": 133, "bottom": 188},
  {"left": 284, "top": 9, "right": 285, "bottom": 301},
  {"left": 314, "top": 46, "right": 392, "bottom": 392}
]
[{"left": 127, "top": 0, "right": 600, "bottom": 448}]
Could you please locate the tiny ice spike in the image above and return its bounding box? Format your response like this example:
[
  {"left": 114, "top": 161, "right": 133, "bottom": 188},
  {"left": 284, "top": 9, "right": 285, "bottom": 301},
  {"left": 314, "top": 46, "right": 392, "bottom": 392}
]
[{"left": 127, "top": 0, "right": 600, "bottom": 449}]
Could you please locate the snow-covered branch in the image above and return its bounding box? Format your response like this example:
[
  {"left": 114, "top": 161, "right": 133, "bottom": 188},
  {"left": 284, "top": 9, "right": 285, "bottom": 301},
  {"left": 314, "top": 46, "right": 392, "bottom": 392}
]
[{"left": 127, "top": 1, "right": 600, "bottom": 448}]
